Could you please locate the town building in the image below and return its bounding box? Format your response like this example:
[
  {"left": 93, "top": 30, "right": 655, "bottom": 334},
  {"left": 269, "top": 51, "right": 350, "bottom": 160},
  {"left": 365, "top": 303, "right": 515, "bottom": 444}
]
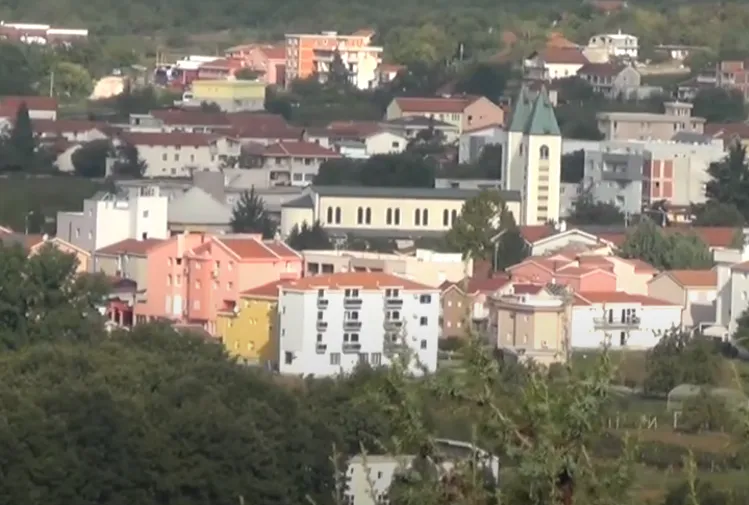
[
  {"left": 0, "top": 232, "right": 90, "bottom": 273},
  {"left": 596, "top": 102, "right": 705, "bottom": 141},
  {"left": 332, "top": 130, "right": 408, "bottom": 159},
  {"left": 715, "top": 59, "right": 749, "bottom": 101},
  {"left": 179, "top": 80, "right": 266, "bottom": 112},
  {"left": 584, "top": 31, "right": 639, "bottom": 61},
  {"left": 93, "top": 238, "right": 166, "bottom": 293},
  {"left": 280, "top": 186, "right": 522, "bottom": 238},
  {"left": 250, "top": 141, "right": 341, "bottom": 186},
  {"left": 458, "top": 124, "right": 504, "bottom": 164},
  {"left": 523, "top": 47, "right": 589, "bottom": 81},
  {"left": 0, "top": 96, "right": 57, "bottom": 120},
  {"left": 381, "top": 116, "right": 460, "bottom": 143},
  {"left": 57, "top": 186, "right": 169, "bottom": 256},
  {"left": 582, "top": 144, "right": 644, "bottom": 216},
  {"left": 440, "top": 276, "right": 514, "bottom": 339},
  {"left": 648, "top": 269, "right": 717, "bottom": 329},
  {"left": 223, "top": 44, "right": 286, "bottom": 86},
  {"left": 284, "top": 30, "right": 383, "bottom": 90},
  {"left": 576, "top": 63, "right": 643, "bottom": 99},
  {"left": 303, "top": 248, "right": 471, "bottom": 288},
  {"left": 167, "top": 186, "right": 232, "bottom": 234},
  {"left": 503, "top": 86, "right": 562, "bottom": 225},
  {"left": 277, "top": 272, "right": 440, "bottom": 376},
  {"left": 571, "top": 291, "right": 682, "bottom": 349},
  {"left": 490, "top": 286, "right": 569, "bottom": 365},
  {"left": 0, "top": 22, "right": 88, "bottom": 45},
  {"left": 385, "top": 96, "right": 505, "bottom": 135}
]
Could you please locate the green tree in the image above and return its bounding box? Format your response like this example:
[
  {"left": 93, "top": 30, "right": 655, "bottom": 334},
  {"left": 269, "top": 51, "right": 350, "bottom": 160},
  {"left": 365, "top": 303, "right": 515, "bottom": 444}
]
[
  {"left": 287, "top": 221, "right": 333, "bottom": 250},
  {"left": 49, "top": 61, "right": 93, "bottom": 99},
  {"left": 0, "top": 42, "right": 36, "bottom": 95},
  {"left": 72, "top": 139, "right": 113, "bottom": 178},
  {"left": 561, "top": 150, "right": 584, "bottom": 183},
  {"left": 445, "top": 190, "right": 527, "bottom": 266},
  {"left": 452, "top": 63, "right": 511, "bottom": 104},
  {"left": 316, "top": 154, "right": 435, "bottom": 187},
  {"left": 693, "top": 87, "right": 747, "bottom": 123},
  {"left": 327, "top": 49, "right": 351, "bottom": 89},
  {"left": 5, "top": 102, "right": 37, "bottom": 172},
  {"left": 731, "top": 306, "right": 749, "bottom": 345},
  {"left": 691, "top": 201, "right": 745, "bottom": 227},
  {"left": 568, "top": 191, "right": 625, "bottom": 226},
  {"left": 230, "top": 188, "right": 277, "bottom": 239},
  {"left": 619, "top": 218, "right": 713, "bottom": 270},
  {"left": 234, "top": 68, "right": 263, "bottom": 81},
  {"left": 111, "top": 141, "right": 147, "bottom": 178},
  {"left": 705, "top": 144, "right": 749, "bottom": 221}
]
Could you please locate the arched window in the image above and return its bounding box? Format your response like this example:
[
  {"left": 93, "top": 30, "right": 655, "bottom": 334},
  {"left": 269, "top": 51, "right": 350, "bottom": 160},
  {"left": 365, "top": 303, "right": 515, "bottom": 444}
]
[
  {"left": 335, "top": 207, "right": 341, "bottom": 224},
  {"left": 422, "top": 209, "right": 429, "bottom": 226},
  {"left": 540, "top": 145, "right": 550, "bottom": 160},
  {"left": 451, "top": 210, "right": 458, "bottom": 224},
  {"left": 394, "top": 209, "right": 401, "bottom": 225},
  {"left": 414, "top": 209, "right": 421, "bottom": 226},
  {"left": 357, "top": 207, "right": 364, "bottom": 224},
  {"left": 365, "top": 208, "right": 372, "bottom": 224},
  {"left": 442, "top": 209, "right": 449, "bottom": 226},
  {"left": 386, "top": 208, "right": 393, "bottom": 225},
  {"left": 326, "top": 207, "right": 333, "bottom": 224}
]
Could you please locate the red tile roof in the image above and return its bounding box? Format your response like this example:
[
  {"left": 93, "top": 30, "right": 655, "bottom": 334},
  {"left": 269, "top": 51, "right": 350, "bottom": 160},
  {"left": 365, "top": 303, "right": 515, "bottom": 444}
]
[
  {"left": 325, "top": 120, "right": 384, "bottom": 138},
  {"left": 263, "top": 140, "right": 340, "bottom": 158},
  {"left": 441, "top": 275, "right": 512, "bottom": 294},
  {"left": 0, "top": 96, "right": 58, "bottom": 112},
  {"left": 263, "top": 241, "right": 301, "bottom": 259},
  {"left": 95, "top": 238, "right": 165, "bottom": 256},
  {"left": 119, "top": 131, "right": 222, "bottom": 147},
  {"left": 578, "top": 63, "right": 626, "bottom": 78},
  {"left": 512, "top": 283, "right": 546, "bottom": 294},
  {"left": 620, "top": 258, "right": 658, "bottom": 273},
  {"left": 664, "top": 269, "right": 717, "bottom": 287},
  {"left": 218, "top": 238, "right": 279, "bottom": 259},
  {"left": 536, "top": 47, "right": 588, "bottom": 65},
  {"left": 546, "top": 32, "right": 579, "bottom": 48},
  {"left": 225, "top": 112, "right": 301, "bottom": 140},
  {"left": 32, "top": 119, "right": 109, "bottom": 135},
  {"left": 519, "top": 225, "right": 556, "bottom": 243},
  {"left": 574, "top": 291, "right": 677, "bottom": 306},
  {"left": 241, "top": 278, "right": 293, "bottom": 299},
  {"left": 284, "top": 272, "right": 431, "bottom": 291},
  {"left": 150, "top": 109, "right": 231, "bottom": 126},
  {"left": 393, "top": 96, "right": 477, "bottom": 114}
]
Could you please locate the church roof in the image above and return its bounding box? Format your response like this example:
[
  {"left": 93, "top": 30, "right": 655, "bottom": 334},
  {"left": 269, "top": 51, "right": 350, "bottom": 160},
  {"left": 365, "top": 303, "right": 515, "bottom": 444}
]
[{"left": 508, "top": 86, "right": 561, "bottom": 136}]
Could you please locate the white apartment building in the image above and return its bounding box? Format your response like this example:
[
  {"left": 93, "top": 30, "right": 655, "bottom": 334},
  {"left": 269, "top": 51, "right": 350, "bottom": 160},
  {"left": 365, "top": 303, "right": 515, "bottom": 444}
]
[
  {"left": 56, "top": 186, "right": 169, "bottom": 256},
  {"left": 571, "top": 291, "right": 682, "bottom": 349},
  {"left": 586, "top": 31, "right": 639, "bottom": 60},
  {"left": 116, "top": 132, "right": 241, "bottom": 177},
  {"left": 277, "top": 272, "right": 440, "bottom": 376},
  {"left": 714, "top": 243, "right": 749, "bottom": 338}
]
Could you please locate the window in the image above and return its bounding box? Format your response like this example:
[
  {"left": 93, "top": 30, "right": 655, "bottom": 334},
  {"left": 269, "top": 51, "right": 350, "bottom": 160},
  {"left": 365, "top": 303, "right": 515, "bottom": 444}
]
[
  {"left": 443, "top": 209, "right": 449, "bottom": 226},
  {"left": 318, "top": 289, "right": 325, "bottom": 298},
  {"left": 414, "top": 209, "right": 421, "bottom": 226},
  {"left": 385, "top": 288, "right": 400, "bottom": 297},
  {"left": 193, "top": 300, "right": 201, "bottom": 309},
  {"left": 317, "top": 311, "right": 324, "bottom": 320},
  {"left": 365, "top": 208, "right": 372, "bottom": 224},
  {"left": 316, "top": 333, "right": 323, "bottom": 342},
  {"left": 143, "top": 210, "right": 149, "bottom": 218},
  {"left": 357, "top": 207, "right": 364, "bottom": 224},
  {"left": 330, "top": 353, "right": 341, "bottom": 365},
  {"left": 419, "top": 316, "right": 428, "bottom": 326},
  {"left": 394, "top": 209, "right": 401, "bottom": 225},
  {"left": 386, "top": 208, "right": 393, "bottom": 225},
  {"left": 174, "top": 154, "right": 180, "bottom": 161},
  {"left": 227, "top": 282, "right": 233, "bottom": 290},
  {"left": 358, "top": 353, "right": 369, "bottom": 364},
  {"left": 371, "top": 353, "right": 382, "bottom": 365},
  {"left": 539, "top": 145, "right": 550, "bottom": 160},
  {"left": 344, "top": 332, "right": 360, "bottom": 342},
  {"left": 161, "top": 153, "right": 167, "bottom": 161},
  {"left": 419, "top": 294, "right": 432, "bottom": 304},
  {"left": 420, "top": 339, "right": 427, "bottom": 349},
  {"left": 344, "top": 288, "right": 360, "bottom": 298},
  {"left": 285, "top": 352, "right": 293, "bottom": 364},
  {"left": 326, "top": 207, "right": 333, "bottom": 224},
  {"left": 167, "top": 275, "right": 173, "bottom": 286},
  {"left": 422, "top": 209, "right": 429, "bottom": 226},
  {"left": 451, "top": 210, "right": 458, "bottom": 224},
  {"left": 190, "top": 154, "right": 195, "bottom": 162},
  {"left": 195, "top": 280, "right": 201, "bottom": 289},
  {"left": 335, "top": 207, "right": 342, "bottom": 224}
]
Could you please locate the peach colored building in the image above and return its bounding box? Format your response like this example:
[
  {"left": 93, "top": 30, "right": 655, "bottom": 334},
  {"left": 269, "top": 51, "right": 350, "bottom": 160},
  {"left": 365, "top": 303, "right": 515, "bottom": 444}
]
[
  {"left": 135, "top": 233, "right": 302, "bottom": 334},
  {"left": 507, "top": 255, "right": 617, "bottom": 292},
  {"left": 224, "top": 44, "right": 287, "bottom": 86}
]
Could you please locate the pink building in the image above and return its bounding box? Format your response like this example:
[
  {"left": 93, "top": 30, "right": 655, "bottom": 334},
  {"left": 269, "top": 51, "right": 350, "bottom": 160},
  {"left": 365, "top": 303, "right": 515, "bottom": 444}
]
[
  {"left": 507, "top": 254, "right": 617, "bottom": 292},
  {"left": 224, "top": 44, "right": 287, "bottom": 86},
  {"left": 135, "top": 233, "right": 302, "bottom": 334}
]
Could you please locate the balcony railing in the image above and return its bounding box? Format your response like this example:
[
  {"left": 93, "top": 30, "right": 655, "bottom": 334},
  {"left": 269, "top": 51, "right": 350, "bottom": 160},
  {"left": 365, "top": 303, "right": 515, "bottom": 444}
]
[
  {"left": 593, "top": 316, "right": 640, "bottom": 330},
  {"left": 342, "top": 342, "right": 361, "bottom": 353},
  {"left": 385, "top": 298, "right": 403, "bottom": 308},
  {"left": 384, "top": 320, "right": 403, "bottom": 330},
  {"left": 344, "top": 320, "right": 362, "bottom": 330},
  {"left": 344, "top": 297, "right": 363, "bottom": 308},
  {"left": 315, "top": 343, "right": 327, "bottom": 354},
  {"left": 317, "top": 299, "right": 329, "bottom": 309},
  {"left": 316, "top": 321, "right": 329, "bottom": 331}
]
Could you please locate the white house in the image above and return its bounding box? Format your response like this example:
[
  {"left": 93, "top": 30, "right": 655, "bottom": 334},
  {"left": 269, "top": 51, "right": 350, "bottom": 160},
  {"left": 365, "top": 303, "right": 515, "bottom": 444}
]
[
  {"left": 523, "top": 47, "right": 589, "bottom": 81},
  {"left": 277, "top": 271, "right": 440, "bottom": 376},
  {"left": 571, "top": 291, "right": 682, "bottom": 349},
  {"left": 586, "top": 31, "right": 639, "bottom": 60},
  {"left": 56, "top": 186, "right": 169, "bottom": 256},
  {"left": 116, "top": 131, "right": 241, "bottom": 177}
]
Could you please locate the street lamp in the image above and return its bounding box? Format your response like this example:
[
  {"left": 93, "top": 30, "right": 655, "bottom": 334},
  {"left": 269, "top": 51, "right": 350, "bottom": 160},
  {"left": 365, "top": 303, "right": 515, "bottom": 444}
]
[{"left": 24, "top": 211, "right": 34, "bottom": 235}]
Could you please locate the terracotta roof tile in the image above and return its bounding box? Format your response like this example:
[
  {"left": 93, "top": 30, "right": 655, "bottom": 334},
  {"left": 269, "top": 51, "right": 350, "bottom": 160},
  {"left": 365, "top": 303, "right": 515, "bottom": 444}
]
[
  {"left": 262, "top": 140, "right": 340, "bottom": 157},
  {"left": 263, "top": 241, "right": 300, "bottom": 259},
  {"left": 621, "top": 258, "right": 658, "bottom": 273},
  {"left": 150, "top": 109, "right": 231, "bottom": 126},
  {"left": 218, "top": 238, "right": 278, "bottom": 259},
  {"left": 536, "top": 47, "right": 588, "bottom": 65},
  {"left": 33, "top": 119, "right": 109, "bottom": 135},
  {"left": 546, "top": 32, "right": 579, "bottom": 48},
  {"left": 664, "top": 269, "right": 717, "bottom": 287},
  {"left": 578, "top": 62, "right": 626, "bottom": 78},
  {"left": 393, "top": 96, "right": 477, "bottom": 114},
  {"left": 574, "top": 291, "right": 677, "bottom": 306},
  {"left": 95, "top": 238, "right": 165, "bottom": 256},
  {"left": 519, "top": 225, "right": 556, "bottom": 243},
  {"left": 0, "top": 233, "right": 45, "bottom": 249},
  {"left": 119, "top": 131, "right": 223, "bottom": 147},
  {"left": 241, "top": 278, "right": 293, "bottom": 298},
  {"left": 512, "top": 283, "right": 546, "bottom": 294},
  {"left": 0, "top": 96, "right": 58, "bottom": 112},
  {"left": 284, "top": 272, "right": 432, "bottom": 291}
]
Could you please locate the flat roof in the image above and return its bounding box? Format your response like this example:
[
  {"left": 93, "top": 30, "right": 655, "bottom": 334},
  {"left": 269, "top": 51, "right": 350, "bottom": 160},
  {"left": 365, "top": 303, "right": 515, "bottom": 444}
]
[
  {"left": 596, "top": 112, "right": 706, "bottom": 123},
  {"left": 311, "top": 185, "right": 521, "bottom": 201}
]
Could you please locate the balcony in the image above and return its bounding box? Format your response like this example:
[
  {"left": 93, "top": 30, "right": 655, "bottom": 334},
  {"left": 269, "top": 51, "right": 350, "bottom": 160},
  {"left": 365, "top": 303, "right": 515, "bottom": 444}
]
[
  {"left": 384, "top": 335, "right": 406, "bottom": 355},
  {"left": 344, "top": 320, "right": 362, "bottom": 330},
  {"left": 593, "top": 316, "right": 641, "bottom": 330},
  {"left": 317, "top": 298, "right": 329, "bottom": 309},
  {"left": 342, "top": 342, "right": 361, "bottom": 353},
  {"left": 385, "top": 298, "right": 403, "bottom": 308},
  {"left": 316, "top": 321, "right": 329, "bottom": 331},
  {"left": 384, "top": 320, "right": 403, "bottom": 331},
  {"left": 601, "top": 168, "right": 641, "bottom": 182},
  {"left": 316, "top": 343, "right": 327, "bottom": 354},
  {"left": 344, "top": 297, "right": 363, "bottom": 309}
]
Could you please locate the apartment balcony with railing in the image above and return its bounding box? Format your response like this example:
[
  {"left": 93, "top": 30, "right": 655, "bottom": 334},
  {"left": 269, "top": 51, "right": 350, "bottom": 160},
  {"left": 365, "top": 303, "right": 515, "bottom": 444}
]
[
  {"left": 342, "top": 341, "right": 362, "bottom": 354},
  {"left": 344, "top": 319, "right": 362, "bottom": 330},
  {"left": 344, "top": 297, "right": 362, "bottom": 309},
  {"left": 317, "top": 298, "right": 329, "bottom": 309},
  {"left": 593, "top": 316, "right": 641, "bottom": 330}
]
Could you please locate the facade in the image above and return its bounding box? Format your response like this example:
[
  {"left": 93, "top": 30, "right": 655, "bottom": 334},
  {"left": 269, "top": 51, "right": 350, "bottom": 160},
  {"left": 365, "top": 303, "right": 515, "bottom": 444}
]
[
  {"left": 385, "top": 96, "right": 505, "bottom": 135},
  {"left": 716, "top": 59, "right": 749, "bottom": 101},
  {"left": 523, "top": 47, "right": 589, "bottom": 81},
  {"left": 32, "top": 119, "right": 109, "bottom": 143},
  {"left": 284, "top": 30, "right": 383, "bottom": 90},
  {"left": 135, "top": 234, "right": 302, "bottom": 334},
  {"left": 507, "top": 255, "right": 617, "bottom": 292},
  {"left": 93, "top": 238, "right": 165, "bottom": 291},
  {"left": 648, "top": 269, "right": 717, "bottom": 328},
  {"left": 726, "top": 252, "right": 749, "bottom": 338},
  {"left": 167, "top": 187, "right": 232, "bottom": 234},
  {"left": 56, "top": 186, "right": 169, "bottom": 256},
  {"left": 0, "top": 95, "right": 57, "bottom": 120},
  {"left": 597, "top": 102, "right": 706, "bottom": 141},
  {"left": 586, "top": 31, "right": 639, "bottom": 60},
  {"left": 583, "top": 145, "right": 644, "bottom": 215},
  {"left": 381, "top": 116, "right": 460, "bottom": 143},
  {"left": 116, "top": 132, "right": 241, "bottom": 177},
  {"left": 503, "top": 86, "right": 562, "bottom": 225},
  {"left": 571, "top": 291, "right": 682, "bottom": 349},
  {"left": 181, "top": 80, "right": 266, "bottom": 112},
  {"left": 280, "top": 186, "right": 522, "bottom": 238},
  {"left": 303, "top": 248, "right": 471, "bottom": 288},
  {"left": 277, "top": 272, "right": 440, "bottom": 376},
  {"left": 576, "top": 63, "right": 641, "bottom": 98},
  {"left": 223, "top": 44, "right": 286, "bottom": 86},
  {"left": 216, "top": 279, "right": 290, "bottom": 366},
  {"left": 440, "top": 276, "right": 514, "bottom": 339},
  {"left": 490, "top": 288, "right": 569, "bottom": 365},
  {"left": 254, "top": 141, "right": 341, "bottom": 187},
  {"left": 458, "top": 125, "right": 505, "bottom": 165}
]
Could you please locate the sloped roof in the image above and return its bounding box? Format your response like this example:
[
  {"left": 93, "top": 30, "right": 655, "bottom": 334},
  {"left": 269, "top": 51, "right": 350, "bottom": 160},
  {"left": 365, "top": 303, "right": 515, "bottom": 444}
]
[
  {"left": 526, "top": 88, "right": 561, "bottom": 135},
  {"left": 283, "top": 193, "right": 315, "bottom": 209},
  {"left": 150, "top": 109, "right": 230, "bottom": 126},
  {"left": 96, "top": 238, "right": 165, "bottom": 256},
  {"left": 241, "top": 278, "right": 294, "bottom": 299},
  {"left": 663, "top": 269, "right": 717, "bottom": 288},
  {"left": 393, "top": 96, "right": 476, "bottom": 114},
  {"left": 284, "top": 271, "right": 432, "bottom": 291},
  {"left": 536, "top": 47, "right": 588, "bottom": 64},
  {"left": 263, "top": 140, "right": 340, "bottom": 157},
  {"left": 168, "top": 187, "right": 232, "bottom": 225},
  {"left": 574, "top": 291, "right": 677, "bottom": 306}
]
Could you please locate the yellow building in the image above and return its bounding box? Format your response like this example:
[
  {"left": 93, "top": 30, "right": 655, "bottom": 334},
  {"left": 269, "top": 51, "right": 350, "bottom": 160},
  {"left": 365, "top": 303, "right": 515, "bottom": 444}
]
[
  {"left": 216, "top": 279, "right": 287, "bottom": 365},
  {"left": 186, "top": 79, "right": 266, "bottom": 112}
]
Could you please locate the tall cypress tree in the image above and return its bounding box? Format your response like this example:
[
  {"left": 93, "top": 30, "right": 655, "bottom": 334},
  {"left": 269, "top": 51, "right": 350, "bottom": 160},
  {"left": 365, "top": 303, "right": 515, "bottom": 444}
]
[{"left": 9, "top": 102, "right": 36, "bottom": 171}]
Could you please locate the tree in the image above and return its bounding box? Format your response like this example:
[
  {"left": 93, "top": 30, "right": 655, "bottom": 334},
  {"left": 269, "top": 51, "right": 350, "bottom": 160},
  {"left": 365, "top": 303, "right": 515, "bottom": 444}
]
[
  {"left": 316, "top": 154, "right": 435, "bottom": 188},
  {"left": 287, "top": 221, "right": 333, "bottom": 250},
  {"left": 110, "top": 141, "right": 147, "bottom": 178},
  {"left": 234, "top": 68, "right": 262, "bottom": 81},
  {"left": 693, "top": 87, "right": 747, "bottom": 123},
  {"left": 327, "top": 49, "right": 351, "bottom": 89},
  {"left": 230, "top": 188, "right": 277, "bottom": 239},
  {"left": 561, "top": 150, "right": 584, "bottom": 183},
  {"left": 199, "top": 101, "right": 222, "bottom": 112},
  {"left": 568, "top": 191, "right": 625, "bottom": 225},
  {"left": 731, "top": 306, "right": 749, "bottom": 345},
  {"left": 705, "top": 144, "right": 749, "bottom": 221},
  {"left": 691, "top": 201, "right": 745, "bottom": 227},
  {"left": 619, "top": 218, "right": 713, "bottom": 270},
  {"left": 72, "top": 139, "right": 113, "bottom": 178},
  {"left": 4, "top": 102, "right": 37, "bottom": 172},
  {"left": 48, "top": 61, "right": 93, "bottom": 99},
  {"left": 0, "top": 42, "right": 36, "bottom": 95},
  {"left": 445, "top": 190, "right": 527, "bottom": 267},
  {"left": 452, "top": 63, "right": 511, "bottom": 104}
]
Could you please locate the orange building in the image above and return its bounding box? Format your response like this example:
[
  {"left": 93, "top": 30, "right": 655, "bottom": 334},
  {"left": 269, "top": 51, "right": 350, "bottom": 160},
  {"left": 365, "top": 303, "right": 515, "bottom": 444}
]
[{"left": 284, "top": 29, "right": 383, "bottom": 90}]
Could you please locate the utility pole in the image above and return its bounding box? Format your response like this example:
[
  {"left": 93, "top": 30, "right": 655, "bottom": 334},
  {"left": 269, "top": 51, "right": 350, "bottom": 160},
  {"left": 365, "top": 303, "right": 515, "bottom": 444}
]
[{"left": 48, "top": 69, "right": 54, "bottom": 97}]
